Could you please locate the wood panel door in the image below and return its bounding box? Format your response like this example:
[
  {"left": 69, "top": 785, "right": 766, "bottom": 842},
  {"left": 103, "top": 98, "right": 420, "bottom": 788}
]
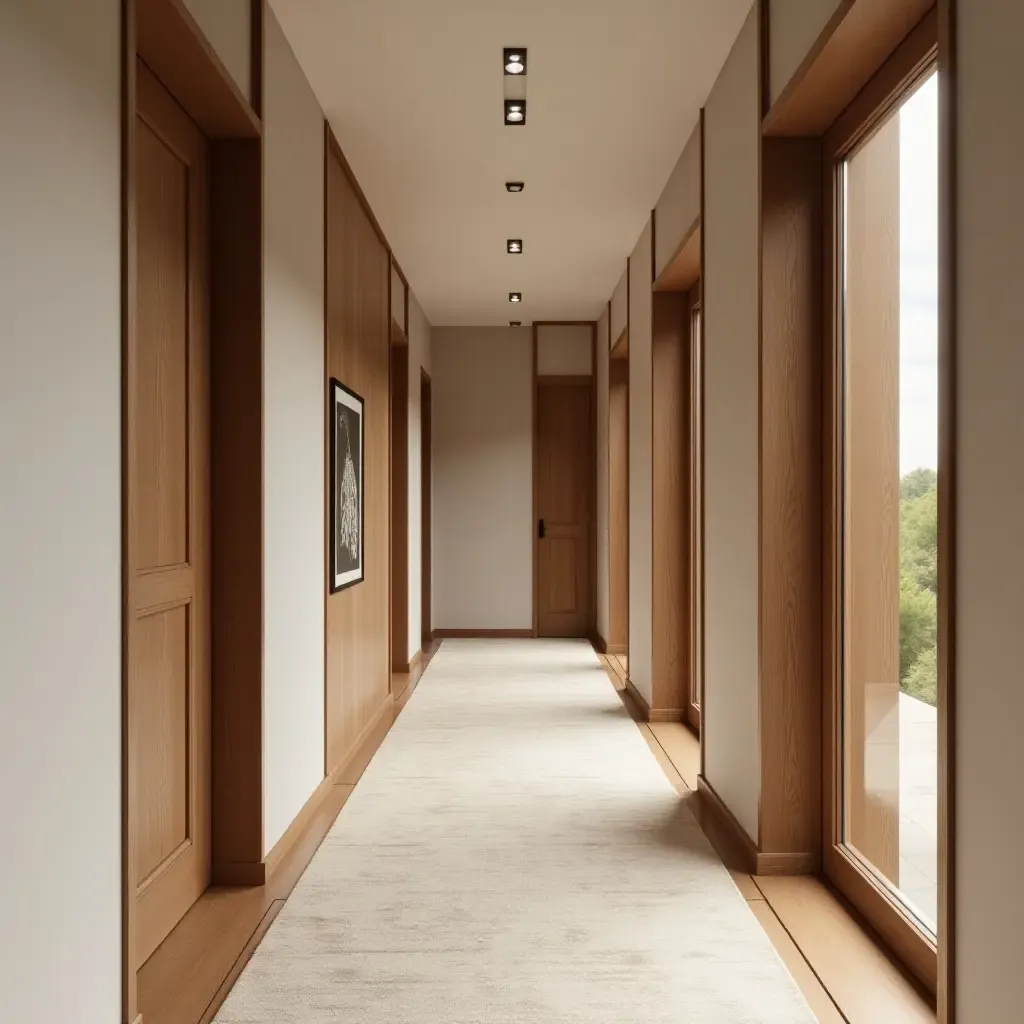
[
  {"left": 536, "top": 378, "right": 593, "bottom": 637},
  {"left": 128, "top": 61, "right": 212, "bottom": 966}
]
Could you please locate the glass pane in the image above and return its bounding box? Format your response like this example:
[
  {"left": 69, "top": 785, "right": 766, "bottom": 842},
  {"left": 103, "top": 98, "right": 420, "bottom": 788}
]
[{"left": 840, "top": 71, "right": 938, "bottom": 936}]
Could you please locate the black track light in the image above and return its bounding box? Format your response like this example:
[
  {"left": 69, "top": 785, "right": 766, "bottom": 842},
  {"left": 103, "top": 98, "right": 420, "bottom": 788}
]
[
  {"left": 507, "top": 239, "right": 523, "bottom": 254},
  {"left": 505, "top": 181, "right": 525, "bottom": 193},
  {"left": 504, "top": 100, "right": 526, "bottom": 125},
  {"left": 504, "top": 48, "right": 527, "bottom": 75},
  {"left": 509, "top": 292, "right": 522, "bottom": 304}
]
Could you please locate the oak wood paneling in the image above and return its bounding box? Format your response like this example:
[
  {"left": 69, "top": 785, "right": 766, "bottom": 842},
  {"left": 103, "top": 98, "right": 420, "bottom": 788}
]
[
  {"left": 209, "top": 137, "right": 264, "bottom": 880},
  {"left": 136, "top": 0, "right": 259, "bottom": 138},
  {"left": 325, "top": 130, "right": 392, "bottom": 775},
  {"left": 130, "top": 61, "right": 213, "bottom": 967},
  {"left": 763, "top": 0, "right": 935, "bottom": 137},
  {"left": 390, "top": 344, "right": 409, "bottom": 670},
  {"left": 536, "top": 379, "right": 593, "bottom": 637},
  {"left": 759, "top": 137, "right": 823, "bottom": 865},
  {"left": 651, "top": 291, "right": 689, "bottom": 715},
  {"left": 608, "top": 360, "right": 629, "bottom": 650}
]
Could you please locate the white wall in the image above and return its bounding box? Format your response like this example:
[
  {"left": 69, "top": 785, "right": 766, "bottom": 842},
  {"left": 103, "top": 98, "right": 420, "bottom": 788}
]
[
  {"left": 654, "top": 122, "right": 702, "bottom": 279},
  {"left": 610, "top": 267, "right": 629, "bottom": 343},
  {"left": 628, "top": 220, "right": 654, "bottom": 703},
  {"left": 0, "top": 1, "right": 122, "bottom": 1020},
  {"left": 262, "top": 10, "right": 326, "bottom": 852},
  {"left": 182, "top": 0, "right": 252, "bottom": 102},
  {"left": 767, "top": 0, "right": 841, "bottom": 106},
  {"left": 596, "top": 308, "right": 611, "bottom": 643},
  {"left": 702, "top": 8, "right": 761, "bottom": 842},
  {"left": 432, "top": 327, "right": 533, "bottom": 630},
  {"left": 956, "top": 2, "right": 1024, "bottom": 1016},
  {"left": 407, "top": 290, "right": 432, "bottom": 657},
  {"left": 536, "top": 323, "right": 593, "bottom": 375}
]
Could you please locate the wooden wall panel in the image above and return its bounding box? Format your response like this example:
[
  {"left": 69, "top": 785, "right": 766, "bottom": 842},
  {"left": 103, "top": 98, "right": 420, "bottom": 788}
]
[
  {"left": 651, "top": 291, "right": 690, "bottom": 716},
  {"left": 608, "top": 360, "right": 629, "bottom": 651},
  {"left": 390, "top": 344, "right": 410, "bottom": 670},
  {"left": 325, "top": 135, "right": 391, "bottom": 775},
  {"left": 759, "top": 137, "right": 823, "bottom": 863}
]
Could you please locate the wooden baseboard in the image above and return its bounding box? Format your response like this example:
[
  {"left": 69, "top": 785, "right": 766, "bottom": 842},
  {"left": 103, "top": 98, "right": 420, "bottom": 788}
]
[
  {"left": 697, "top": 775, "right": 760, "bottom": 874},
  {"left": 606, "top": 643, "right": 627, "bottom": 656},
  {"left": 263, "top": 771, "right": 336, "bottom": 881},
  {"left": 329, "top": 694, "right": 395, "bottom": 786},
  {"left": 695, "top": 776, "right": 817, "bottom": 877},
  {"left": 589, "top": 632, "right": 608, "bottom": 653},
  {"left": 432, "top": 628, "right": 534, "bottom": 639},
  {"left": 211, "top": 859, "right": 266, "bottom": 887},
  {"left": 624, "top": 677, "right": 687, "bottom": 723}
]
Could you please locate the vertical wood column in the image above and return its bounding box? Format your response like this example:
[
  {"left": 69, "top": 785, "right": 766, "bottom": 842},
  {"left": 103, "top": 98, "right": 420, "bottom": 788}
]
[
  {"left": 651, "top": 292, "right": 691, "bottom": 716},
  {"left": 757, "top": 136, "right": 823, "bottom": 870},
  {"left": 608, "top": 355, "right": 629, "bottom": 651}
]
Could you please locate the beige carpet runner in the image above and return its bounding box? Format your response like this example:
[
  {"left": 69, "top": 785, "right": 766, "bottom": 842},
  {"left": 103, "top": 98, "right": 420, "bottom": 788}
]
[{"left": 216, "top": 638, "right": 815, "bottom": 1023}]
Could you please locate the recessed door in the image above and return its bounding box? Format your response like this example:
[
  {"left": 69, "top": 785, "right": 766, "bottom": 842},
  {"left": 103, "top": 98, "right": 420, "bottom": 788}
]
[
  {"left": 128, "top": 60, "right": 212, "bottom": 965},
  {"left": 536, "top": 379, "right": 593, "bottom": 637}
]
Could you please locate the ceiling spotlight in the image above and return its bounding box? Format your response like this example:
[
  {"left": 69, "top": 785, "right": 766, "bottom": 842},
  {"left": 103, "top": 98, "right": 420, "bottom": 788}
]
[
  {"left": 507, "top": 239, "right": 523, "bottom": 254},
  {"left": 509, "top": 292, "right": 522, "bottom": 303},
  {"left": 504, "top": 48, "right": 527, "bottom": 75},
  {"left": 504, "top": 100, "right": 526, "bottom": 125},
  {"left": 510, "top": 321, "right": 522, "bottom": 327},
  {"left": 505, "top": 181, "right": 525, "bottom": 193}
]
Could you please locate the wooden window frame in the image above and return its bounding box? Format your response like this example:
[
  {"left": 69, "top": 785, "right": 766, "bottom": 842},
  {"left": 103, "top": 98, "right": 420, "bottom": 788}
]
[
  {"left": 687, "top": 286, "right": 703, "bottom": 734},
  {"left": 821, "top": 9, "right": 940, "bottom": 995}
]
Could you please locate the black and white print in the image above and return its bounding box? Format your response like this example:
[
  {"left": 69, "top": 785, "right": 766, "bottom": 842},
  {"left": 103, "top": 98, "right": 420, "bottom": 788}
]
[{"left": 330, "top": 378, "right": 365, "bottom": 592}]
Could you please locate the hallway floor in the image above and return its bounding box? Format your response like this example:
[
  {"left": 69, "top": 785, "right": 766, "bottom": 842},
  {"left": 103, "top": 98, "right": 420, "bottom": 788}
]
[{"left": 214, "top": 639, "right": 813, "bottom": 1022}]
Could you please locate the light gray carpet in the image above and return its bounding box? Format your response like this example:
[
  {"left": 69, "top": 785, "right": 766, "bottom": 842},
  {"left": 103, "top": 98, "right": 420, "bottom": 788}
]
[{"left": 215, "top": 639, "right": 815, "bottom": 1023}]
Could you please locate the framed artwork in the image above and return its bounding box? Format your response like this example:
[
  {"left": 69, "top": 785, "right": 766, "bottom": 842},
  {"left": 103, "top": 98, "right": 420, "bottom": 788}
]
[{"left": 329, "top": 378, "right": 365, "bottom": 592}]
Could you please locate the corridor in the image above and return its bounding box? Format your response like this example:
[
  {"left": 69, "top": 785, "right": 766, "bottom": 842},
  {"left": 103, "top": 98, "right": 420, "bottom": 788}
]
[{"left": 214, "top": 640, "right": 812, "bottom": 1023}]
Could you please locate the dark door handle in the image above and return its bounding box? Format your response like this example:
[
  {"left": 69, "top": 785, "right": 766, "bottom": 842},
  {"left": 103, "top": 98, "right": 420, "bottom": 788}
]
[{"left": 538, "top": 518, "right": 546, "bottom": 539}]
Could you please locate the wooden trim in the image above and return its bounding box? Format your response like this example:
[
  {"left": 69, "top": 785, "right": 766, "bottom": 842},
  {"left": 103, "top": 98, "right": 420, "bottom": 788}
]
[
  {"left": 697, "top": 776, "right": 759, "bottom": 874},
  {"left": 590, "top": 632, "right": 608, "bottom": 654},
  {"left": 763, "top": 0, "right": 935, "bottom": 137},
  {"left": 263, "top": 772, "right": 334, "bottom": 880},
  {"left": 652, "top": 217, "right": 701, "bottom": 293},
  {"left": 698, "top": 105, "right": 707, "bottom": 781},
  {"left": 610, "top": 328, "right": 629, "bottom": 360},
  {"left": 420, "top": 369, "right": 433, "bottom": 648},
  {"left": 531, "top": 323, "right": 539, "bottom": 637},
  {"left": 211, "top": 860, "right": 266, "bottom": 887},
  {"left": 135, "top": 0, "right": 260, "bottom": 138},
  {"left": 329, "top": 695, "right": 395, "bottom": 786},
  {"left": 758, "top": 0, "right": 770, "bottom": 120},
  {"left": 824, "top": 8, "right": 938, "bottom": 159},
  {"left": 625, "top": 678, "right": 687, "bottom": 724},
  {"left": 936, "top": 0, "right": 955, "bottom": 1017},
  {"left": 249, "top": 0, "right": 264, "bottom": 118},
  {"left": 590, "top": 322, "right": 598, "bottom": 638},
  {"left": 325, "top": 129, "right": 392, "bottom": 256},
  {"left": 120, "top": 6, "right": 138, "bottom": 1020},
  {"left": 390, "top": 344, "right": 410, "bottom": 672},
  {"left": 432, "top": 629, "right": 535, "bottom": 639},
  {"left": 820, "top": 13, "right": 942, "bottom": 1000}
]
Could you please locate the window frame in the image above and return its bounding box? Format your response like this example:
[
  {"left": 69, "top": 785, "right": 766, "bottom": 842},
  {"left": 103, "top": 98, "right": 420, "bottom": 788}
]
[{"left": 822, "top": 8, "right": 941, "bottom": 995}]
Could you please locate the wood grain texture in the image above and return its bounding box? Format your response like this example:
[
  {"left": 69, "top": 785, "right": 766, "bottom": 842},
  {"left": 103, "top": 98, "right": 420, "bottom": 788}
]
[
  {"left": 696, "top": 776, "right": 759, "bottom": 874},
  {"left": 209, "top": 137, "right": 264, "bottom": 879},
  {"left": 754, "top": 876, "right": 935, "bottom": 1023},
  {"left": 651, "top": 291, "right": 689, "bottom": 715},
  {"left": 763, "top": 0, "right": 935, "bottom": 136},
  {"left": 653, "top": 220, "right": 701, "bottom": 293},
  {"left": 390, "top": 344, "right": 409, "bottom": 670},
  {"left": 608, "top": 359, "right": 629, "bottom": 650},
  {"left": 130, "top": 60, "right": 213, "bottom": 969},
  {"left": 609, "top": 328, "right": 629, "bottom": 360},
  {"left": 421, "top": 371, "right": 433, "bottom": 647},
  {"left": 536, "top": 379, "right": 594, "bottom": 637},
  {"left": 324, "top": 129, "right": 392, "bottom": 777},
  {"left": 758, "top": 138, "right": 823, "bottom": 865},
  {"left": 688, "top": 285, "right": 703, "bottom": 734},
  {"left": 136, "top": 0, "right": 260, "bottom": 138},
  {"left": 624, "top": 678, "right": 686, "bottom": 723}
]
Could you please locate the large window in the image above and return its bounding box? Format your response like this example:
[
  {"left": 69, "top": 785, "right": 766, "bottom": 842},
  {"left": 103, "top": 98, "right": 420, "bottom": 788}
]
[{"left": 825, "top": 40, "right": 940, "bottom": 989}]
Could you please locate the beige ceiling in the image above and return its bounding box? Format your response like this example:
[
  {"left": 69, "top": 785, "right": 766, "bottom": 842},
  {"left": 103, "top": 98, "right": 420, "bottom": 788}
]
[{"left": 271, "top": 0, "right": 751, "bottom": 326}]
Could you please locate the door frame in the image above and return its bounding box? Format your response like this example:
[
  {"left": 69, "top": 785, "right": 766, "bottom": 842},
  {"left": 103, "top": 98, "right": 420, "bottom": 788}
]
[
  {"left": 121, "top": 1, "right": 264, "bottom": 1020},
  {"left": 532, "top": 321, "right": 598, "bottom": 638},
  {"left": 421, "top": 369, "right": 433, "bottom": 649}
]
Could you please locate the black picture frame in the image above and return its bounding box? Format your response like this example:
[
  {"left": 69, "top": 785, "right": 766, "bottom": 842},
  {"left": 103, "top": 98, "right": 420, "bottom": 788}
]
[{"left": 329, "top": 377, "right": 365, "bottom": 593}]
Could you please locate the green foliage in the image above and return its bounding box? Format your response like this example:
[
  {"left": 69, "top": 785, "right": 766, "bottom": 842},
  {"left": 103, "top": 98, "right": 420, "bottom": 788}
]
[
  {"left": 898, "top": 468, "right": 938, "bottom": 706},
  {"left": 904, "top": 645, "right": 937, "bottom": 705}
]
